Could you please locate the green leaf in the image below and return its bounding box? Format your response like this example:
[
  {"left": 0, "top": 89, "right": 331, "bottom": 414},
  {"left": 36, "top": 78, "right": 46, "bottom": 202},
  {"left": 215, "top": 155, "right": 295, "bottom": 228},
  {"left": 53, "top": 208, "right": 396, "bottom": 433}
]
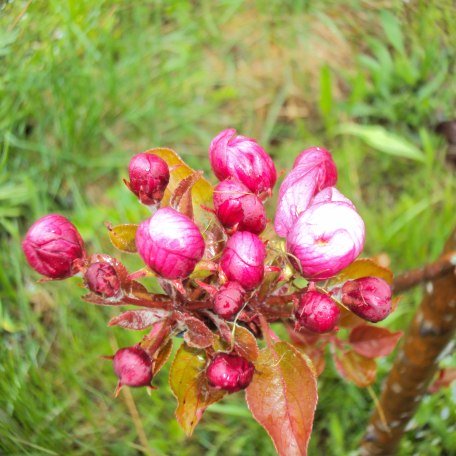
[
  {"left": 380, "top": 10, "right": 405, "bottom": 55},
  {"left": 246, "top": 342, "right": 318, "bottom": 456},
  {"left": 169, "top": 343, "right": 225, "bottom": 436},
  {"left": 336, "top": 124, "right": 425, "bottom": 161},
  {"left": 107, "top": 223, "right": 138, "bottom": 253}
]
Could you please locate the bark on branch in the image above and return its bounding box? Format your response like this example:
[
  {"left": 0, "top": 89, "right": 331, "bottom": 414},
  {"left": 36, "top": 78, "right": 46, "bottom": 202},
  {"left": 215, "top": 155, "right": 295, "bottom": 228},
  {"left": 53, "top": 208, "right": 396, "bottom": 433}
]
[
  {"left": 392, "top": 251, "right": 456, "bottom": 294},
  {"left": 360, "top": 229, "right": 456, "bottom": 455}
]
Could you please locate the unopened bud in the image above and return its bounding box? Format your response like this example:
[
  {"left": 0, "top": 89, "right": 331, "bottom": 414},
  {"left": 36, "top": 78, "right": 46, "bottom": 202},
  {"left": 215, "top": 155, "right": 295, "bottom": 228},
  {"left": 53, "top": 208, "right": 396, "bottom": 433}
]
[
  {"left": 213, "top": 179, "right": 266, "bottom": 234},
  {"left": 213, "top": 281, "right": 245, "bottom": 319},
  {"left": 295, "top": 288, "right": 340, "bottom": 333},
  {"left": 136, "top": 207, "right": 205, "bottom": 279},
  {"left": 209, "top": 128, "right": 276, "bottom": 195},
  {"left": 127, "top": 153, "right": 170, "bottom": 205},
  {"left": 113, "top": 346, "right": 153, "bottom": 387},
  {"left": 342, "top": 277, "right": 392, "bottom": 322},
  {"left": 85, "top": 262, "right": 120, "bottom": 297},
  {"left": 220, "top": 231, "right": 266, "bottom": 290},
  {"left": 22, "top": 214, "right": 85, "bottom": 279},
  {"left": 286, "top": 200, "right": 365, "bottom": 280},
  {"left": 206, "top": 353, "right": 254, "bottom": 392}
]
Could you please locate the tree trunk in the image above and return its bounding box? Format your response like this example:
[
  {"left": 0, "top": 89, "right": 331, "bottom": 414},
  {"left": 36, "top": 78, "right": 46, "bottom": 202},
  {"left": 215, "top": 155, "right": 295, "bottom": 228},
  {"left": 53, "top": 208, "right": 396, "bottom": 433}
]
[{"left": 360, "top": 229, "right": 456, "bottom": 455}]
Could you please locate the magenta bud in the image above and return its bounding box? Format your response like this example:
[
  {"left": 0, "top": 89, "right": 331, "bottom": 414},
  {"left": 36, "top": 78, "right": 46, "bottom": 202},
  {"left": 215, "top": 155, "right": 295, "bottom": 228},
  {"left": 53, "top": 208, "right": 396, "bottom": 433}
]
[
  {"left": 286, "top": 201, "right": 365, "bottom": 280},
  {"left": 209, "top": 128, "right": 277, "bottom": 195},
  {"left": 22, "top": 214, "right": 85, "bottom": 279},
  {"left": 113, "top": 346, "right": 153, "bottom": 387},
  {"left": 295, "top": 289, "right": 340, "bottom": 333},
  {"left": 85, "top": 262, "right": 120, "bottom": 297},
  {"left": 127, "top": 152, "right": 170, "bottom": 205},
  {"left": 213, "top": 281, "right": 245, "bottom": 319},
  {"left": 220, "top": 231, "right": 266, "bottom": 290},
  {"left": 275, "top": 147, "right": 338, "bottom": 237},
  {"left": 213, "top": 179, "right": 266, "bottom": 234},
  {"left": 206, "top": 353, "right": 254, "bottom": 393},
  {"left": 136, "top": 207, "right": 205, "bottom": 279},
  {"left": 342, "top": 277, "right": 392, "bottom": 322}
]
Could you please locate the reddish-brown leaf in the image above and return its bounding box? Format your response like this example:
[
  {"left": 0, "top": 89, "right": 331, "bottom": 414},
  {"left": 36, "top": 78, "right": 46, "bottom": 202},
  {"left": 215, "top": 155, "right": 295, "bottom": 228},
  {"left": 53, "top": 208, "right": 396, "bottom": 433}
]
[
  {"left": 337, "top": 305, "right": 366, "bottom": 329},
  {"left": 334, "top": 350, "right": 377, "bottom": 387},
  {"left": 170, "top": 171, "right": 203, "bottom": 219},
  {"left": 428, "top": 368, "right": 456, "bottom": 393},
  {"left": 246, "top": 341, "right": 318, "bottom": 456},
  {"left": 108, "top": 309, "right": 170, "bottom": 330},
  {"left": 212, "top": 324, "right": 259, "bottom": 362},
  {"left": 107, "top": 223, "right": 138, "bottom": 253},
  {"left": 169, "top": 343, "right": 225, "bottom": 436},
  {"left": 349, "top": 325, "right": 403, "bottom": 359},
  {"left": 153, "top": 339, "right": 173, "bottom": 375},
  {"left": 182, "top": 314, "right": 214, "bottom": 349},
  {"left": 296, "top": 346, "right": 326, "bottom": 377}
]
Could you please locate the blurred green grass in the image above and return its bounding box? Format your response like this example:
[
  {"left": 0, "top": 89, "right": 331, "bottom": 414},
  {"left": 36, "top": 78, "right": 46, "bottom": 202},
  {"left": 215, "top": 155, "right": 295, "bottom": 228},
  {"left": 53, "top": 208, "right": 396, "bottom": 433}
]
[{"left": 1, "top": 0, "right": 455, "bottom": 454}]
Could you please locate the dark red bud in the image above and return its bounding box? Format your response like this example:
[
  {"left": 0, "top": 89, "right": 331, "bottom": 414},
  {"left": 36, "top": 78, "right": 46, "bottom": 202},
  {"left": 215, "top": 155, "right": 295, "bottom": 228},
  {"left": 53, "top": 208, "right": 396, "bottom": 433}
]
[
  {"left": 22, "top": 214, "right": 85, "bottom": 279},
  {"left": 85, "top": 262, "right": 120, "bottom": 297},
  {"left": 206, "top": 353, "right": 254, "bottom": 393},
  {"left": 128, "top": 153, "right": 170, "bottom": 205},
  {"left": 113, "top": 346, "right": 153, "bottom": 387},
  {"left": 295, "top": 289, "right": 340, "bottom": 333},
  {"left": 213, "top": 179, "right": 266, "bottom": 234},
  {"left": 213, "top": 281, "right": 245, "bottom": 319},
  {"left": 342, "top": 277, "right": 392, "bottom": 322}
]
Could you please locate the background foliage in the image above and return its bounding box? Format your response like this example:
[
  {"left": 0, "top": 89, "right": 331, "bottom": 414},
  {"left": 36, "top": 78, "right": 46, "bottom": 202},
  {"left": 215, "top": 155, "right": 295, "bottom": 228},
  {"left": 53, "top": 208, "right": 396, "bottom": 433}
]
[{"left": 1, "top": 0, "right": 455, "bottom": 454}]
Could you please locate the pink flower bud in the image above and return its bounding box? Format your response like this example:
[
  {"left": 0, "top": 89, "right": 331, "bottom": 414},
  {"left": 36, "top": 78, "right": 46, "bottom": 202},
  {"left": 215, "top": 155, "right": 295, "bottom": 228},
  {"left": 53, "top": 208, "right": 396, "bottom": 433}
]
[
  {"left": 127, "top": 153, "right": 170, "bottom": 205},
  {"left": 292, "top": 146, "right": 338, "bottom": 179},
  {"left": 209, "top": 128, "right": 277, "bottom": 195},
  {"left": 22, "top": 214, "right": 85, "bottom": 279},
  {"left": 136, "top": 207, "right": 205, "bottom": 279},
  {"left": 113, "top": 346, "right": 153, "bottom": 387},
  {"left": 220, "top": 231, "right": 266, "bottom": 290},
  {"left": 213, "top": 281, "right": 245, "bottom": 319},
  {"left": 295, "top": 288, "right": 340, "bottom": 333},
  {"left": 342, "top": 277, "right": 392, "bottom": 322},
  {"left": 85, "top": 262, "right": 120, "bottom": 297},
  {"left": 213, "top": 179, "right": 266, "bottom": 234},
  {"left": 275, "top": 147, "right": 338, "bottom": 237},
  {"left": 286, "top": 201, "right": 365, "bottom": 280},
  {"left": 310, "top": 187, "right": 355, "bottom": 208},
  {"left": 206, "top": 353, "right": 254, "bottom": 392}
]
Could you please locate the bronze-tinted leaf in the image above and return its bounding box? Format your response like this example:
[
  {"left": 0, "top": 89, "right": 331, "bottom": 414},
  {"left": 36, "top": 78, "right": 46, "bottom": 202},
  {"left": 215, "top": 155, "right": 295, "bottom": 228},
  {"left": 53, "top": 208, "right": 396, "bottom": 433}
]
[
  {"left": 170, "top": 171, "right": 203, "bottom": 219},
  {"left": 108, "top": 309, "right": 170, "bottom": 330},
  {"left": 107, "top": 223, "right": 138, "bottom": 253},
  {"left": 211, "top": 324, "right": 259, "bottom": 362},
  {"left": 246, "top": 342, "right": 318, "bottom": 456},
  {"left": 182, "top": 314, "right": 214, "bottom": 349},
  {"left": 169, "top": 343, "right": 225, "bottom": 436},
  {"left": 329, "top": 258, "right": 394, "bottom": 286},
  {"left": 349, "top": 325, "right": 403, "bottom": 359},
  {"left": 334, "top": 350, "right": 377, "bottom": 387},
  {"left": 153, "top": 339, "right": 173, "bottom": 375}
]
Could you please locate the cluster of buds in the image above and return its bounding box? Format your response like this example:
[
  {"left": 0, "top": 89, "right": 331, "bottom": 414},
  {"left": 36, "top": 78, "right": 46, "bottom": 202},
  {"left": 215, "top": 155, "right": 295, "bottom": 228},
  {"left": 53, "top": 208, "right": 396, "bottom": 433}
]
[{"left": 22, "top": 128, "right": 395, "bottom": 422}]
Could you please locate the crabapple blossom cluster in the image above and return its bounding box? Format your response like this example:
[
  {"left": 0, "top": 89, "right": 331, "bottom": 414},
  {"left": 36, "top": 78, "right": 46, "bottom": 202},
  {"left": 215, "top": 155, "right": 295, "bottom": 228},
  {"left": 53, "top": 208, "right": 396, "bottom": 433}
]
[{"left": 22, "top": 128, "right": 396, "bottom": 450}]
